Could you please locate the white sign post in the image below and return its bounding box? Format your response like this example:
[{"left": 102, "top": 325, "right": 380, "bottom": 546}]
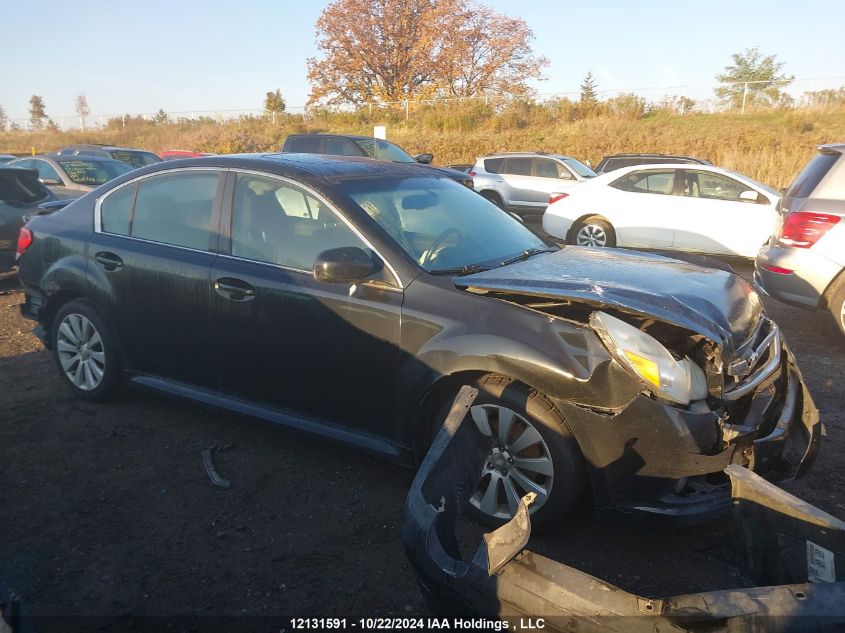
[{"left": 373, "top": 125, "right": 386, "bottom": 140}]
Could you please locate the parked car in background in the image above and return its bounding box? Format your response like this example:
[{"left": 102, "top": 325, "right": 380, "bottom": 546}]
[
  {"left": 447, "top": 163, "right": 473, "bottom": 173},
  {"left": 6, "top": 155, "right": 133, "bottom": 199},
  {"left": 543, "top": 163, "right": 780, "bottom": 257},
  {"left": 281, "top": 133, "right": 473, "bottom": 187},
  {"left": 470, "top": 152, "right": 596, "bottom": 218},
  {"left": 0, "top": 154, "right": 17, "bottom": 164},
  {"left": 57, "top": 144, "right": 161, "bottom": 168},
  {"left": 16, "top": 153, "right": 818, "bottom": 531},
  {"left": 595, "top": 153, "right": 712, "bottom": 174},
  {"left": 160, "top": 149, "right": 218, "bottom": 160},
  {"left": 756, "top": 144, "right": 845, "bottom": 346},
  {"left": 0, "top": 167, "right": 58, "bottom": 271}
]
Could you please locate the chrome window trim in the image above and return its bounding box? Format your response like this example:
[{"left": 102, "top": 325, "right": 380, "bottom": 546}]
[
  {"left": 93, "top": 166, "right": 223, "bottom": 237},
  {"left": 225, "top": 168, "right": 404, "bottom": 289},
  {"left": 93, "top": 166, "right": 404, "bottom": 289}
]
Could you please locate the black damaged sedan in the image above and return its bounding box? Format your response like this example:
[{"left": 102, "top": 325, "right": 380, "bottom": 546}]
[{"left": 16, "top": 154, "right": 819, "bottom": 531}]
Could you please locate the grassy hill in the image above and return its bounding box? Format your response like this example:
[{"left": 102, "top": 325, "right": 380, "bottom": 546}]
[{"left": 3, "top": 103, "right": 844, "bottom": 188}]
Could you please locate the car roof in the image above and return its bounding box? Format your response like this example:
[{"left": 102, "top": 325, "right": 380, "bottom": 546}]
[
  {"left": 60, "top": 145, "right": 155, "bottom": 152},
  {"left": 818, "top": 143, "right": 845, "bottom": 155},
  {"left": 113, "top": 152, "right": 442, "bottom": 182},
  {"left": 603, "top": 153, "right": 706, "bottom": 159},
  {"left": 478, "top": 152, "right": 579, "bottom": 161},
  {"left": 287, "top": 133, "right": 381, "bottom": 142},
  {"left": 39, "top": 153, "right": 126, "bottom": 162}
]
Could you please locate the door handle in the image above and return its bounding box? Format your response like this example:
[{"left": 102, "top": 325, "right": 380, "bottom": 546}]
[
  {"left": 214, "top": 278, "right": 255, "bottom": 301},
  {"left": 94, "top": 251, "right": 123, "bottom": 271}
]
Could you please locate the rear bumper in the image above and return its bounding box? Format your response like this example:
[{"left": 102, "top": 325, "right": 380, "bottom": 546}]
[
  {"left": 404, "top": 387, "right": 845, "bottom": 628},
  {"left": 755, "top": 241, "right": 841, "bottom": 309}
]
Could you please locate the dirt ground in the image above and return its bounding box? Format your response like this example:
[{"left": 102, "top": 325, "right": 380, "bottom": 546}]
[{"left": 0, "top": 259, "right": 843, "bottom": 632}]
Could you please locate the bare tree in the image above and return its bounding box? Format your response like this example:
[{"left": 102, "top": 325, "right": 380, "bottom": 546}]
[{"left": 75, "top": 94, "right": 90, "bottom": 131}]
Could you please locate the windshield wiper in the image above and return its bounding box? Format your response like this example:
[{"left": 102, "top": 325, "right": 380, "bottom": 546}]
[
  {"left": 500, "top": 247, "right": 556, "bottom": 267},
  {"left": 430, "top": 264, "right": 488, "bottom": 276}
]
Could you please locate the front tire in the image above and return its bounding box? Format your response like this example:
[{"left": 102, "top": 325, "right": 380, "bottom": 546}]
[
  {"left": 570, "top": 217, "right": 616, "bottom": 247},
  {"left": 453, "top": 375, "right": 586, "bottom": 533},
  {"left": 51, "top": 299, "right": 123, "bottom": 402}
]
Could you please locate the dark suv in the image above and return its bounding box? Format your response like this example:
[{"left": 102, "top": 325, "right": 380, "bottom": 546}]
[
  {"left": 57, "top": 145, "right": 161, "bottom": 169},
  {"left": 595, "top": 153, "right": 712, "bottom": 174},
  {"left": 16, "top": 153, "right": 819, "bottom": 531},
  {"left": 282, "top": 134, "right": 472, "bottom": 187}
]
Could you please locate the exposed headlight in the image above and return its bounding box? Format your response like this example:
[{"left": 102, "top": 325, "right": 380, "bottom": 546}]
[{"left": 590, "top": 311, "right": 708, "bottom": 405}]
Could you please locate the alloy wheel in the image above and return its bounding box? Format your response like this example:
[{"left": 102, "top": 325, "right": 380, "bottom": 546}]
[
  {"left": 576, "top": 224, "right": 607, "bottom": 247},
  {"left": 56, "top": 313, "right": 106, "bottom": 391},
  {"left": 469, "top": 404, "right": 554, "bottom": 519}
]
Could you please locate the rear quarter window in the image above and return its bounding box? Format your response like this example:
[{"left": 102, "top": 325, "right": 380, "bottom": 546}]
[
  {"left": 484, "top": 158, "right": 504, "bottom": 174},
  {"left": 0, "top": 171, "right": 50, "bottom": 204},
  {"left": 101, "top": 183, "right": 136, "bottom": 235},
  {"left": 786, "top": 152, "right": 840, "bottom": 200}
]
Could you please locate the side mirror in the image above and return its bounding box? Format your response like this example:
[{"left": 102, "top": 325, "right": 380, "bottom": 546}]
[
  {"left": 414, "top": 153, "right": 433, "bottom": 165},
  {"left": 40, "top": 177, "right": 62, "bottom": 186},
  {"left": 313, "top": 247, "right": 375, "bottom": 283},
  {"left": 739, "top": 190, "right": 761, "bottom": 204}
]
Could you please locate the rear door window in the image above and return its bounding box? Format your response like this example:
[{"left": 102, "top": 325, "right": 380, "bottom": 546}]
[
  {"left": 31, "top": 160, "right": 62, "bottom": 183},
  {"left": 284, "top": 136, "right": 323, "bottom": 153},
  {"left": 129, "top": 171, "right": 220, "bottom": 250},
  {"left": 785, "top": 152, "right": 840, "bottom": 199},
  {"left": 611, "top": 169, "right": 677, "bottom": 195},
  {"left": 502, "top": 157, "right": 532, "bottom": 176}
]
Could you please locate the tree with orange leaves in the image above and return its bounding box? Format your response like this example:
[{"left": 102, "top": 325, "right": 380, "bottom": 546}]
[{"left": 307, "top": 0, "right": 547, "bottom": 106}]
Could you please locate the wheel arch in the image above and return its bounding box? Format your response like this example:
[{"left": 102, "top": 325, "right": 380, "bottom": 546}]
[{"left": 567, "top": 213, "right": 613, "bottom": 243}]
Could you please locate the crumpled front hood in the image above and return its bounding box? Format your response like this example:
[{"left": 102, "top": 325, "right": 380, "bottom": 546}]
[{"left": 457, "top": 247, "right": 763, "bottom": 355}]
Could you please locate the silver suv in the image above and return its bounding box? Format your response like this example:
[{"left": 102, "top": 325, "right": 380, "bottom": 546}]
[
  {"left": 470, "top": 152, "right": 596, "bottom": 217},
  {"left": 755, "top": 144, "right": 845, "bottom": 345}
]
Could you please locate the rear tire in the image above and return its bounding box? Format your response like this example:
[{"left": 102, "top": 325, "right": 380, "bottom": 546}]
[
  {"left": 438, "top": 374, "right": 586, "bottom": 534},
  {"left": 481, "top": 191, "right": 504, "bottom": 209},
  {"left": 570, "top": 217, "right": 616, "bottom": 247},
  {"left": 823, "top": 273, "right": 845, "bottom": 349},
  {"left": 51, "top": 299, "right": 123, "bottom": 402}
]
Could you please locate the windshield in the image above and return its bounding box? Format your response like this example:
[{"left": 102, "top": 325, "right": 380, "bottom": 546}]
[
  {"left": 110, "top": 150, "right": 160, "bottom": 168},
  {"left": 355, "top": 138, "right": 417, "bottom": 163},
  {"left": 58, "top": 159, "right": 133, "bottom": 186},
  {"left": 563, "top": 157, "right": 597, "bottom": 178},
  {"left": 340, "top": 176, "right": 548, "bottom": 272}
]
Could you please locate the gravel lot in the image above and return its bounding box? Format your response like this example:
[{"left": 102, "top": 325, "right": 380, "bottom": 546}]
[{"left": 0, "top": 259, "right": 842, "bottom": 632}]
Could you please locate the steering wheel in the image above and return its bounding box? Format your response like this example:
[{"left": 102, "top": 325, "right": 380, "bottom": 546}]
[{"left": 420, "top": 228, "right": 463, "bottom": 267}]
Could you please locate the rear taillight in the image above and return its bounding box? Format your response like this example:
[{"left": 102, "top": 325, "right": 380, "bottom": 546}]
[
  {"left": 467, "top": 171, "right": 476, "bottom": 177},
  {"left": 761, "top": 265, "right": 793, "bottom": 275},
  {"left": 16, "top": 227, "right": 33, "bottom": 259},
  {"left": 549, "top": 192, "right": 569, "bottom": 205},
  {"left": 777, "top": 212, "right": 840, "bottom": 248}
]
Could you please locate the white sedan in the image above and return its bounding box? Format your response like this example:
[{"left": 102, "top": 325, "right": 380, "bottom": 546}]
[{"left": 542, "top": 164, "right": 782, "bottom": 257}]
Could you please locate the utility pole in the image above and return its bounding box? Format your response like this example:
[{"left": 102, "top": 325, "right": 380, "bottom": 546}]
[{"left": 741, "top": 82, "right": 748, "bottom": 115}]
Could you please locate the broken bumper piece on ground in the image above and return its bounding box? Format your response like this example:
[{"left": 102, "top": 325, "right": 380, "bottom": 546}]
[{"left": 403, "top": 386, "right": 845, "bottom": 632}]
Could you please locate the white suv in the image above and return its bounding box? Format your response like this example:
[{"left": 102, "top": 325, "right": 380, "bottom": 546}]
[{"left": 470, "top": 152, "right": 596, "bottom": 218}]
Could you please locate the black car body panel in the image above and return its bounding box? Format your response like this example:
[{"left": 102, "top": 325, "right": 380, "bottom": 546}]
[
  {"left": 17, "top": 153, "right": 819, "bottom": 522},
  {"left": 404, "top": 387, "right": 844, "bottom": 629}
]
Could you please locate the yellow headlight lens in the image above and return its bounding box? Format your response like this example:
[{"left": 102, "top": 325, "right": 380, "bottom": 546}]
[{"left": 623, "top": 350, "right": 661, "bottom": 388}]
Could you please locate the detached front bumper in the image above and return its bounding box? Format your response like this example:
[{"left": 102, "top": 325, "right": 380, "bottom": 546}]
[
  {"left": 404, "top": 387, "right": 845, "bottom": 630},
  {"left": 551, "top": 335, "right": 820, "bottom": 524}
]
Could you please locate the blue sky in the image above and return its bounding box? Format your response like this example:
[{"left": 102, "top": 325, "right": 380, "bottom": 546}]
[{"left": 2, "top": 0, "right": 844, "bottom": 122}]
